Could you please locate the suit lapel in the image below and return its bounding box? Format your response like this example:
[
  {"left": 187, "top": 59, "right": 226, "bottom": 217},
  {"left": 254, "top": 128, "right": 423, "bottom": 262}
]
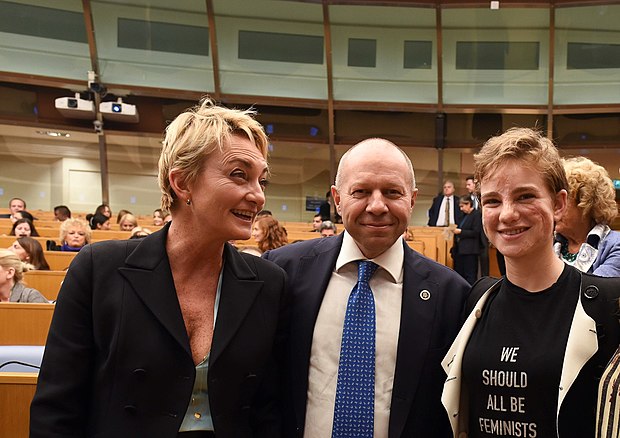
[
  {"left": 209, "top": 244, "right": 263, "bottom": 367},
  {"left": 389, "top": 243, "right": 439, "bottom": 438},
  {"left": 118, "top": 226, "right": 191, "bottom": 357}
]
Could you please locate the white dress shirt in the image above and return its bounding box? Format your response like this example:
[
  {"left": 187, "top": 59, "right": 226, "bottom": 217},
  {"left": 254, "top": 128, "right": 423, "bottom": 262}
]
[
  {"left": 303, "top": 231, "right": 404, "bottom": 438},
  {"left": 436, "top": 195, "right": 455, "bottom": 226}
]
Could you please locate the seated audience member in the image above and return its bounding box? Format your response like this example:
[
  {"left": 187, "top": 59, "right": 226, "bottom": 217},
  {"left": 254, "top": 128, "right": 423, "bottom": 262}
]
[
  {"left": 116, "top": 209, "right": 131, "bottom": 224},
  {"left": 56, "top": 218, "right": 91, "bottom": 252},
  {"left": 256, "top": 209, "right": 272, "bottom": 218},
  {"left": 10, "top": 218, "right": 39, "bottom": 237},
  {"left": 8, "top": 237, "right": 50, "bottom": 270},
  {"left": 0, "top": 249, "right": 47, "bottom": 303},
  {"left": 311, "top": 213, "right": 322, "bottom": 232},
  {"left": 152, "top": 208, "right": 166, "bottom": 226},
  {"left": 118, "top": 213, "right": 138, "bottom": 231},
  {"left": 0, "top": 197, "right": 27, "bottom": 222},
  {"left": 163, "top": 212, "right": 172, "bottom": 224},
  {"left": 86, "top": 212, "right": 111, "bottom": 230},
  {"left": 554, "top": 156, "right": 620, "bottom": 277},
  {"left": 53, "top": 205, "right": 71, "bottom": 221},
  {"left": 252, "top": 215, "right": 288, "bottom": 253},
  {"left": 319, "top": 220, "right": 337, "bottom": 237},
  {"left": 95, "top": 203, "right": 112, "bottom": 219},
  {"left": 129, "top": 226, "right": 152, "bottom": 239}
]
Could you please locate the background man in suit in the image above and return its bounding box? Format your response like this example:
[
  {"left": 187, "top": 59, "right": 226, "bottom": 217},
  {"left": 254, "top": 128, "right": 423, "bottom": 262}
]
[
  {"left": 466, "top": 175, "right": 489, "bottom": 276},
  {"left": 264, "top": 138, "right": 470, "bottom": 438},
  {"left": 452, "top": 194, "right": 482, "bottom": 284},
  {"left": 427, "top": 180, "right": 463, "bottom": 226}
]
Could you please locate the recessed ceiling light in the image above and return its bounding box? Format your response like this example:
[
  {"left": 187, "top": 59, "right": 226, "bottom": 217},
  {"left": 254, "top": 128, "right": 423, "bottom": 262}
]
[{"left": 36, "top": 130, "right": 71, "bottom": 138}]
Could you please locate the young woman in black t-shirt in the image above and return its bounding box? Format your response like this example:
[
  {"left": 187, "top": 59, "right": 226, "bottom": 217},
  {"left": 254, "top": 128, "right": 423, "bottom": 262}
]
[{"left": 441, "top": 127, "right": 620, "bottom": 438}]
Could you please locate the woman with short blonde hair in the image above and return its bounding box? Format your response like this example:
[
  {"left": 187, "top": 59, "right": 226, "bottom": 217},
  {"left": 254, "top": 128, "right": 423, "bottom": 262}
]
[{"left": 554, "top": 156, "right": 620, "bottom": 276}]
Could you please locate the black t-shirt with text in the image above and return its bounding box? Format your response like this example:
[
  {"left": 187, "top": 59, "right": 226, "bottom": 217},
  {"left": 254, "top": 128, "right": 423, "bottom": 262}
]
[{"left": 462, "top": 265, "right": 580, "bottom": 438}]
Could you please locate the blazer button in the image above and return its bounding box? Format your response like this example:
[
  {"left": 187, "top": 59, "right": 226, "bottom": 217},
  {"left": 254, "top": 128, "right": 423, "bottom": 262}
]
[
  {"left": 583, "top": 285, "right": 599, "bottom": 299},
  {"left": 124, "top": 405, "right": 137, "bottom": 414},
  {"left": 475, "top": 308, "right": 482, "bottom": 319}
]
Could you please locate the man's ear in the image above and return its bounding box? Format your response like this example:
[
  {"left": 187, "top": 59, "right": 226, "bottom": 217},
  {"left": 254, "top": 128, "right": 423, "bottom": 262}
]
[
  {"left": 169, "top": 169, "right": 190, "bottom": 202},
  {"left": 331, "top": 185, "right": 340, "bottom": 213}
]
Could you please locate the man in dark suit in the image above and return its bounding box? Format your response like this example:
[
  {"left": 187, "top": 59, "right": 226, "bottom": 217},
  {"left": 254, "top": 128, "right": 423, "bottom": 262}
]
[
  {"left": 466, "top": 175, "right": 489, "bottom": 276},
  {"left": 264, "top": 138, "right": 469, "bottom": 438},
  {"left": 452, "top": 194, "right": 482, "bottom": 285},
  {"left": 427, "top": 180, "right": 463, "bottom": 226}
]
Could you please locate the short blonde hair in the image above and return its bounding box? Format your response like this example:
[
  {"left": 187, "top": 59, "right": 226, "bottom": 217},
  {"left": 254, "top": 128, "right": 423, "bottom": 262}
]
[
  {"left": 0, "top": 249, "right": 33, "bottom": 283},
  {"left": 563, "top": 156, "right": 617, "bottom": 225},
  {"left": 119, "top": 213, "right": 138, "bottom": 229},
  {"left": 158, "top": 98, "right": 269, "bottom": 211},
  {"left": 59, "top": 218, "right": 91, "bottom": 245},
  {"left": 474, "top": 127, "right": 567, "bottom": 195}
]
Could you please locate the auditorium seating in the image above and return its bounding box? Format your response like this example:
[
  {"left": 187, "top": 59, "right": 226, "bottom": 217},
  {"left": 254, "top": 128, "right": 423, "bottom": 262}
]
[
  {"left": 0, "top": 372, "right": 38, "bottom": 437},
  {"left": 0, "top": 303, "right": 55, "bottom": 346},
  {"left": 23, "top": 271, "right": 65, "bottom": 301}
]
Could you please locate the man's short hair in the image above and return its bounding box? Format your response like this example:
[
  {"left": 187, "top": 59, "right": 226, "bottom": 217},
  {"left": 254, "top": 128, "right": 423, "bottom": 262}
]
[
  {"left": 54, "top": 205, "right": 72, "bottom": 219},
  {"left": 9, "top": 197, "right": 26, "bottom": 208}
]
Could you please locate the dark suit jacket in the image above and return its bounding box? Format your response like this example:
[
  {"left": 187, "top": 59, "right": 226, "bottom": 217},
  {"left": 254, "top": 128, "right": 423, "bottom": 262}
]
[
  {"left": 30, "top": 225, "right": 288, "bottom": 438},
  {"left": 263, "top": 234, "right": 469, "bottom": 438},
  {"left": 427, "top": 194, "right": 463, "bottom": 227},
  {"left": 454, "top": 209, "right": 482, "bottom": 256}
]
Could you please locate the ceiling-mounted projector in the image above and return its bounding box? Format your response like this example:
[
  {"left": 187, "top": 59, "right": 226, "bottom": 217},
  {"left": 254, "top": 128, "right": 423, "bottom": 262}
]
[
  {"left": 100, "top": 99, "right": 139, "bottom": 123},
  {"left": 55, "top": 93, "right": 95, "bottom": 119}
]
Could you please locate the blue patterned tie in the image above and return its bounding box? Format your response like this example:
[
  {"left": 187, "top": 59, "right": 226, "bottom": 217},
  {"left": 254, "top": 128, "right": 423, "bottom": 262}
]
[{"left": 332, "top": 260, "right": 379, "bottom": 438}]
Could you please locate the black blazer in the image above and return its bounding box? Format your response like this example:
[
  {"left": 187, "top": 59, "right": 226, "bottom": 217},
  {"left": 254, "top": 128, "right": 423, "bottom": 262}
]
[
  {"left": 428, "top": 194, "right": 463, "bottom": 227},
  {"left": 454, "top": 209, "right": 482, "bottom": 256},
  {"left": 263, "top": 234, "right": 470, "bottom": 438},
  {"left": 30, "top": 225, "right": 288, "bottom": 438}
]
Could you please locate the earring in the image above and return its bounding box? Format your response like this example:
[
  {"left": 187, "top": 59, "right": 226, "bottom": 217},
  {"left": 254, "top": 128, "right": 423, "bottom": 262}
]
[{"left": 186, "top": 199, "right": 191, "bottom": 206}]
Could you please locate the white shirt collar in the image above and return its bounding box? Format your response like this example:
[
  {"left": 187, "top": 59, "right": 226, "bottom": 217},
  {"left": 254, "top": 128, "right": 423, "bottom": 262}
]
[{"left": 335, "top": 231, "right": 404, "bottom": 283}]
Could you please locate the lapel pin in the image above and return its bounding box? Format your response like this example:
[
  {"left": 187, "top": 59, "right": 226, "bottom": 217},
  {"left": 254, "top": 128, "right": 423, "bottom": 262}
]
[{"left": 419, "top": 289, "right": 431, "bottom": 301}]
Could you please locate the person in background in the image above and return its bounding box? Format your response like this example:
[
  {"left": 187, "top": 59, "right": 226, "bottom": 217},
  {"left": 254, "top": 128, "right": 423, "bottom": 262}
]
[
  {"left": 164, "top": 212, "right": 172, "bottom": 224},
  {"left": 402, "top": 226, "right": 414, "bottom": 241},
  {"left": 116, "top": 209, "right": 131, "bottom": 224},
  {"left": 86, "top": 212, "right": 111, "bottom": 230},
  {"left": 319, "top": 220, "right": 337, "bottom": 237},
  {"left": 319, "top": 190, "right": 332, "bottom": 222},
  {"left": 311, "top": 213, "right": 323, "bottom": 232},
  {"left": 466, "top": 175, "right": 490, "bottom": 277},
  {"left": 8, "top": 236, "right": 50, "bottom": 270},
  {"left": 53, "top": 205, "right": 71, "bottom": 221},
  {"left": 95, "top": 203, "right": 112, "bottom": 219},
  {"left": 56, "top": 218, "right": 91, "bottom": 252},
  {"left": 596, "top": 300, "right": 620, "bottom": 438},
  {"left": 31, "top": 98, "right": 288, "bottom": 437},
  {"left": 554, "top": 156, "right": 620, "bottom": 277},
  {"left": 118, "top": 213, "right": 138, "bottom": 231},
  {"left": 264, "top": 137, "right": 469, "bottom": 437},
  {"left": 1, "top": 197, "right": 27, "bottom": 223},
  {"left": 451, "top": 194, "right": 482, "bottom": 285},
  {"left": 252, "top": 215, "right": 288, "bottom": 253},
  {"left": 153, "top": 208, "right": 166, "bottom": 226},
  {"left": 428, "top": 180, "right": 463, "bottom": 227},
  {"left": 0, "top": 249, "right": 47, "bottom": 303},
  {"left": 10, "top": 218, "right": 39, "bottom": 237},
  {"left": 442, "top": 127, "right": 620, "bottom": 438}
]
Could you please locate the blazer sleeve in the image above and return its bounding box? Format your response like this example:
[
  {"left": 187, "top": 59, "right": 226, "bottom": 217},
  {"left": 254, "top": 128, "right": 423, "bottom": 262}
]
[
  {"left": 30, "top": 245, "right": 97, "bottom": 437},
  {"left": 592, "top": 233, "right": 620, "bottom": 277}
]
